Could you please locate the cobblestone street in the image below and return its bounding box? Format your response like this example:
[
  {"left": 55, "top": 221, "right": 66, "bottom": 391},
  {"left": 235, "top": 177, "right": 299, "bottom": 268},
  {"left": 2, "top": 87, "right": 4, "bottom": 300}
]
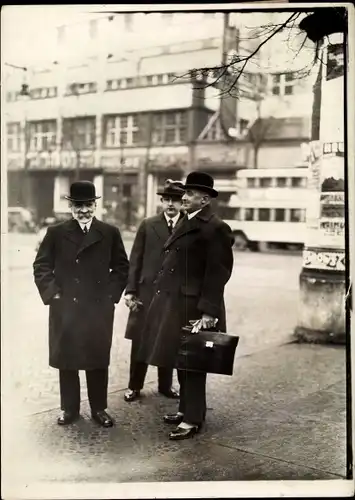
[{"left": 2, "top": 234, "right": 348, "bottom": 492}]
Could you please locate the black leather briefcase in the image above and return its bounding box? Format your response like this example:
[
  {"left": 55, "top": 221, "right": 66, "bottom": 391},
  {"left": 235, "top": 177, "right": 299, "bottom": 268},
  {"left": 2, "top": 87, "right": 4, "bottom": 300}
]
[{"left": 175, "top": 326, "right": 239, "bottom": 376}]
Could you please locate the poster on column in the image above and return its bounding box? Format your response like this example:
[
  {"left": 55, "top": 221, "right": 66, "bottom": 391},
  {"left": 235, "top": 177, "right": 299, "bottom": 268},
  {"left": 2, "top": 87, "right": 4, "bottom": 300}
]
[{"left": 303, "top": 141, "right": 345, "bottom": 271}]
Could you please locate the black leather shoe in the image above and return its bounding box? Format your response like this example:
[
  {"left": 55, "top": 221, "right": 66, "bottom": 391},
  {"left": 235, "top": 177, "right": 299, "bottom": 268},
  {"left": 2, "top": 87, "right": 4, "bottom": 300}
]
[
  {"left": 159, "top": 388, "right": 180, "bottom": 399},
  {"left": 163, "top": 413, "right": 184, "bottom": 425},
  {"left": 91, "top": 410, "right": 113, "bottom": 427},
  {"left": 168, "top": 424, "right": 202, "bottom": 440},
  {"left": 124, "top": 389, "right": 141, "bottom": 402},
  {"left": 57, "top": 411, "right": 79, "bottom": 426}
]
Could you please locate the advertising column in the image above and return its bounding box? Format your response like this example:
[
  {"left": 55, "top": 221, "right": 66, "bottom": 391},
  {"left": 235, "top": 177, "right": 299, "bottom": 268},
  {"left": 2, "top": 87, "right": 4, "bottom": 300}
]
[{"left": 295, "top": 33, "right": 346, "bottom": 343}]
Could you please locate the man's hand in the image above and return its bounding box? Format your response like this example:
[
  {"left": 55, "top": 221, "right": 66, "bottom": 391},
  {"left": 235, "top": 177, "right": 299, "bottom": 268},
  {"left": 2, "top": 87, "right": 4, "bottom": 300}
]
[
  {"left": 124, "top": 294, "right": 143, "bottom": 312},
  {"left": 191, "top": 314, "right": 218, "bottom": 333}
]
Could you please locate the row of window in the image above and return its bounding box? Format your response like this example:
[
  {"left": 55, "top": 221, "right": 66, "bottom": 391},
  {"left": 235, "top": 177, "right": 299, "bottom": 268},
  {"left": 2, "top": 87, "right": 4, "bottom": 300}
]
[
  {"left": 236, "top": 207, "right": 306, "bottom": 223},
  {"left": 246, "top": 176, "right": 307, "bottom": 188},
  {"left": 6, "top": 111, "right": 189, "bottom": 151},
  {"left": 6, "top": 68, "right": 298, "bottom": 103}
]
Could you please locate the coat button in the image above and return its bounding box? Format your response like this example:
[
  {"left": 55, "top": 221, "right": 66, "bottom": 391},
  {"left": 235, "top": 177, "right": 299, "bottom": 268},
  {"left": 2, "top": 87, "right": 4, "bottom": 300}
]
[
  {"left": 73, "top": 297, "right": 78, "bottom": 303},
  {"left": 156, "top": 290, "right": 160, "bottom": 294},
  {"left": 75, "top": 278, "right": 80, "bottom": 284},
  {"left": 165, "top": 249, "right": 170, "bottom": 254},
  {"left": 75, "top": 259, "right": 79, "bottom": 264}
]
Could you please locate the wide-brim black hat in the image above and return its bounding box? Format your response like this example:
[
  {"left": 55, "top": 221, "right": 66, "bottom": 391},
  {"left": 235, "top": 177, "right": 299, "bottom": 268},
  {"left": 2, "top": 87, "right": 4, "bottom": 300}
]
[
  {"left": 157, "top": 179, "right": 184, "bottom": 198},
  {"left": 183, "top": 171, "right": 218, "bottom": 198},
  {"left": 65, "top": 181, "right": 101, "bottom": 202}
]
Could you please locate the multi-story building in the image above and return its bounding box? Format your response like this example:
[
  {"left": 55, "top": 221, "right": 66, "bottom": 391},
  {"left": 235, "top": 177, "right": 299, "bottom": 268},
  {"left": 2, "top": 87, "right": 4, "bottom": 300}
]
[{"left": 4, "top": 10, "right": 315, "bottom": 227}]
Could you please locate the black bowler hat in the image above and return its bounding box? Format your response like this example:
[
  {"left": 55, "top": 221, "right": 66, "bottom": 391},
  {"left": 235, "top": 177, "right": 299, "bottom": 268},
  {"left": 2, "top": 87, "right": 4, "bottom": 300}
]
[
  {"left": 183, "top": 171, "right": 218, "bottom": 198},
  {"left": 65, "top": 181, "right": 101, "bottom": 202},
  {"left": 156, "top": 179, "right": 184, "bottom": 198}
]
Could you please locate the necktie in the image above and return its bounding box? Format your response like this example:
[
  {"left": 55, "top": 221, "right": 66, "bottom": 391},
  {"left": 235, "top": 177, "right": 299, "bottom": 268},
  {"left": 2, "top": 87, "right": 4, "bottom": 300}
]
[
  {"left": 83, "top": 225, "right": 88, "bottom": 234},
  {"left": 168, "top": 219, "right": 174, "bottom": 234}
]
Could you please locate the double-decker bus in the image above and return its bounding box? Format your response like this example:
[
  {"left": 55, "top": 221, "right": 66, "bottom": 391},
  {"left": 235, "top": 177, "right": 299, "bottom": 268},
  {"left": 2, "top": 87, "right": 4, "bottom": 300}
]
[{"left": 223, "top": 167, "right": 309, "bottom": 251}]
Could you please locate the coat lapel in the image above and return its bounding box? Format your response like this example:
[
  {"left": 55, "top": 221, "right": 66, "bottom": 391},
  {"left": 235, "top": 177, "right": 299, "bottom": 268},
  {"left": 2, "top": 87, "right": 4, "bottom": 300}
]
[
  {"left": 151, "top": 213, "right": 170, "bottom": 241},
  {"left": 76, "top": 217, "right": 104, "bottom": 255},
  {"left": 164, "top": 206, "right": 214, "bottom": 249},
  {"left": 63, "top": 218, "right": 84, "bottom": 245}
]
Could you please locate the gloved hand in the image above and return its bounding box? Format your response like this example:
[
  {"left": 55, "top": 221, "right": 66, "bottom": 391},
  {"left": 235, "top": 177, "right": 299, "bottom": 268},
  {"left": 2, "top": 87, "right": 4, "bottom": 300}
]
[
  {"left": 124, "top": 294, "right": 143, "bottom": 312},
  {"left": 191, "top": 314, "right": 218, "bottom": 333}
]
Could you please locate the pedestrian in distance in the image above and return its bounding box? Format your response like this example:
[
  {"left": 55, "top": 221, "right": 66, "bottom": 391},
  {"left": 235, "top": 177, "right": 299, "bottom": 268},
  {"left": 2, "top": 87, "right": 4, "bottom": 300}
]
[
  {"left": 135, "top": 171, "right": 234, "bottom": 440},
  {"left": 33, "top": 181, "right": 129, "bottom": 427},
  {"left": 123, "top": 179, "right": 185, "bottom": 402}
]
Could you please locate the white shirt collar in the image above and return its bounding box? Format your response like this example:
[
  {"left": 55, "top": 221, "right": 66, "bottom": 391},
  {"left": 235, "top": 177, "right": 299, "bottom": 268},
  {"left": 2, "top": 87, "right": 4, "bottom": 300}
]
[
  {"left": 187, "top": 209, "right": 202, "bottom": 220},
  {"left": 164, "top": 212, "right": 180, "bottom": 227},
  {"left": 78, "top": 218, "right": 93, "bottom": 232}
]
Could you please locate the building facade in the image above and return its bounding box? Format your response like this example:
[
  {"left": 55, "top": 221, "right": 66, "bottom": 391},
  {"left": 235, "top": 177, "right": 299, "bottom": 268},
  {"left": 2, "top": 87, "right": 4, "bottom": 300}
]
[{"left": 4, "top": 10, "right": 315, "bottom": 227}]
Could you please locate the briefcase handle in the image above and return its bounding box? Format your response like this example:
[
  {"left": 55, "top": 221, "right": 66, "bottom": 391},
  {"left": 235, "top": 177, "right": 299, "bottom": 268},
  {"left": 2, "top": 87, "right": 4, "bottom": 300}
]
[{"left": 182, "top": 324, "right": 221, "bottom": 334}]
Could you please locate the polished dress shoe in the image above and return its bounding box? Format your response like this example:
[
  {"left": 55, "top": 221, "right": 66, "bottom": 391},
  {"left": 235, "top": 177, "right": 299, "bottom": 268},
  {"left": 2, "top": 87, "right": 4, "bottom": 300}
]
[
  {"left": 57, "top": 410, "right": 79, "bottom": 426},
  {"left": 124, "top": 389, "right": 141, "bottom": 402},
  {"left": 163, "top": 413, "right": 184, "bottom": 425},
  {"left": 91, "top": 410, "right": 113, "bottom": 427},
  {"left": 168, "top": 424, "right": 202, "bottom": 441},
  {"left": 159, "top": 388, "right": 180, "bottom": 399}
]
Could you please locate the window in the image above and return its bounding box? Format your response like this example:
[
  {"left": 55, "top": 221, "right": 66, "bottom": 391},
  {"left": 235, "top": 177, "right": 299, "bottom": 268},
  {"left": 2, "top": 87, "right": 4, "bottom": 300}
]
[
  {"left": 204, "top": 120, "right": 223, "bottom": 141},
  {"left": 157, "top": 74, "right": 165, "bottom": 84},
  {"left": 291, "top": 177, "right": 304, "bottom": 188},
  {"left": 63, "top": 117, "right": 96, "bottom": 149},
  {"left": 239, "top": 119, "right": 249, "bottom": 134},
  {"left": 247, "top": 178, "right": 256, "bottom": 188},
  {"left": 276, "top": 177, "right": 287, "bottom": 187},
  {"left": 29, "top": 120, "right": 57, "bottom": 151},
  {"left": 67, "top": 82, "right": 97, "bottom": 95},
  {"left": 6, "top": 122, "right": 21, "bottom": 151},
  {"left": 260, "top": 177, "right": 272, "bottom": 188},
  {"left": 107, "top": 79, "right": 123, "bottom": 91},
  {"left": 290, "top": 209, "right": 304, "bottom": 223},
  {"left": 104, "top": 114, "right": 140, "bottom": 147},
  {"left": 167, "top": 73, "right": 176, "bottom": 83},
  {"left": 258, "top": 208, "right": 271, "bottom": 221},
  {"left": 152, "top": 112, "right": 187, "bottom": 145},
  {"left": 271, "top": 72, "right": 295, "bottom": 96},
  {"left": 126, "top": 78, "right": 134, "bottom": 88},
  {"left": 275, "top": 208, "right": 285, "bottom": 222},
  {"left": 244, "top": 208, "right": 254, "bottom": 221}
]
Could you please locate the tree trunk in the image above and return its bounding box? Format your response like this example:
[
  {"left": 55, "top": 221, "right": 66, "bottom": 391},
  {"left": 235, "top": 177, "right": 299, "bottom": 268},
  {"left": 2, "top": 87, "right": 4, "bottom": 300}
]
[
  {"left": 311, "top": 59, "right": 323, "bottom": 141},
  {"left": 253, "top": 146, "right": 259, "bottom": 169}
]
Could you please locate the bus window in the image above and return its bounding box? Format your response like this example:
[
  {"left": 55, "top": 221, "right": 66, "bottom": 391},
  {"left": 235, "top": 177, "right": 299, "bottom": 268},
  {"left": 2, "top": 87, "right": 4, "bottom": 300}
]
[
  {"left": 247, "top": 178, "right": 256, "bottom": 188},
  {"left": 260, "top": 177, "right": 272, "bottom": 188},
  {"left": 291, "top": 177, "right": 304, "bottom": 188},
  {"left": 258, "top": 208, "right": 271, "bottom": 221},
  {"left": 276, "top": 177, "right": 287, "bottom": 187},
  {"left": 290, "top": 209, "right": 303, "bottom": 222},
  {"left": 245, "top": 208, "right": 254, "bottom": 221},
  {"left": 275, "top": 208, "right": 286, "bottom": 221}
]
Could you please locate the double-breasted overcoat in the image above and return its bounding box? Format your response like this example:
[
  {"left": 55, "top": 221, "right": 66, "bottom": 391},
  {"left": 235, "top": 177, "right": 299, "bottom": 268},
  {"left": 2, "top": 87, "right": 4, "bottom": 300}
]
[
  {"left": 124, "top": 212, "right": 184, "bottom": 342},
  {"left": 33, "top": 217, "right": 129, "bottom": 370},
  {"left": 136, "top": 205, "right": 234, "bottom": 369}
]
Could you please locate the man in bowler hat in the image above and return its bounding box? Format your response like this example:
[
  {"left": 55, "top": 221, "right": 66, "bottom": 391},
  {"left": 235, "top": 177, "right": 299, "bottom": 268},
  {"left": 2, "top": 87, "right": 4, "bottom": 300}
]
[
  {"left": 123, "top": 179, "right": 185, "bottom": 402},
  {"left": 33, "top": 181, "right": 129, "bottom": 427},
  {"left": 135, "top": 172, "right": 234, "bottom": 440}
]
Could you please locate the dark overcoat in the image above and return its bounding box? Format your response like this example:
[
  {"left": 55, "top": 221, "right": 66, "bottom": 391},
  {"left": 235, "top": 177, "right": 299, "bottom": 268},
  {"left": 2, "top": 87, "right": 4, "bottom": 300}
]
[
  {"left": 124, "top": 212, "right": 184, "bottom": 342},
  {"left": 136, "top": 205, "right": 234, "bottom": 369},
  {"left": 33, "top": 217, "right": 129, "bottom": 370}
]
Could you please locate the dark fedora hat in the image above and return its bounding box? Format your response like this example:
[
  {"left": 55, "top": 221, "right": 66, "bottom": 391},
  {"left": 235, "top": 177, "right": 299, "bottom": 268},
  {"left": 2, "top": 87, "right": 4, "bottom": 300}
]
[
  {"left": 183, "top": 171, "right": 218, "bottom": 198},
  {"left": 65, "top": 181, "right": 101, "bottom": 202},
  {"left": 157, "top": 179, "right": 184, "bottom": 198}
]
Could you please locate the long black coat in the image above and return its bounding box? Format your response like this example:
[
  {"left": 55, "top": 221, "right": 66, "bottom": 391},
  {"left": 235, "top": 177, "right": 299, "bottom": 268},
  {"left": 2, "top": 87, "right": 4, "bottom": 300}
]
[
  {"left": 33, "top": 217, "right": 129, "bottom": 370},
  {"left": 124, "top": 212, "right": 184, "bottom": 342},
  {"left": 136, "top": 205, "right": 234, "bottom": 369}
]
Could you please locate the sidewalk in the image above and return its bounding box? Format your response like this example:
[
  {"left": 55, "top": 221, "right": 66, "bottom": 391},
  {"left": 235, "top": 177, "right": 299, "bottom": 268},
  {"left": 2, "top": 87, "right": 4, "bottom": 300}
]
[{"left": 3, "top": 341, "right": 347, "bottom": 489}]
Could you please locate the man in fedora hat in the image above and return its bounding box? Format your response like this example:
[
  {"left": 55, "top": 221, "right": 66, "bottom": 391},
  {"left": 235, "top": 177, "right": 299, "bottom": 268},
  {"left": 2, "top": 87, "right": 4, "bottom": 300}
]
[
  {"left": 135, "top": 171, "right": 234, "bottom": 440},
  {"left": 33, "top": 180, "right": 129, "bottom": 427},
  {"left": 123, "top": 179, "right": 185, "bottom": 402}
]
